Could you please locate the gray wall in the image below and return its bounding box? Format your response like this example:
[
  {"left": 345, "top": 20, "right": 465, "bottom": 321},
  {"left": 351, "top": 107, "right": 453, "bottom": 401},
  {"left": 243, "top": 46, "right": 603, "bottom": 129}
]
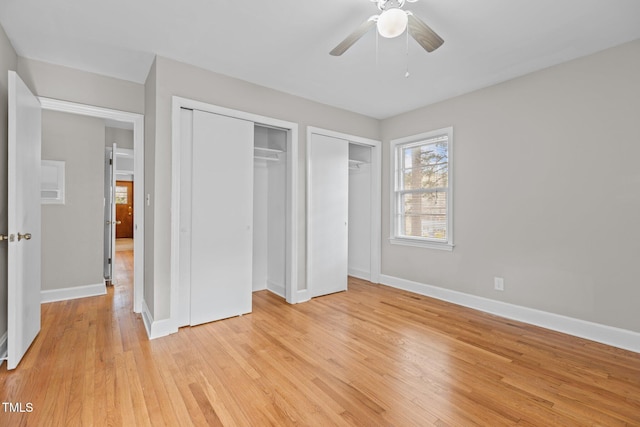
[
  {"left": 17, "top": 58, "right": 144, "bottom": 114},
  {"left": 380, "top": 39, "right": 640, "bottom": 333},
  {"left": 105, "top": 127, "right": 134, "bottom": 149},
  {"left": 41, "top": 110, "right": 105, "bottom": 291},
  {"left": 0, "top": 23, "right": 18, "bottom": 344},
  {"left": 145, "top": 56, "right": 380, "bottom": 319}
]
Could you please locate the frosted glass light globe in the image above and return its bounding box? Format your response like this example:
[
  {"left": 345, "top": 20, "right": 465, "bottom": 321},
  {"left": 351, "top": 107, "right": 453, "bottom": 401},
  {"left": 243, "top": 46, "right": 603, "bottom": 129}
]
[{"left": 376, "top": 8, "right": 408, "bottom": 38}]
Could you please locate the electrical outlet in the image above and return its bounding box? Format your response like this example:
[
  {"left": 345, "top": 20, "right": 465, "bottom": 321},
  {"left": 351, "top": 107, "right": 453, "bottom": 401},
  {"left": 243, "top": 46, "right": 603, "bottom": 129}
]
[{"left": 494, "top": 277, "right": 504, "bottom": 291}]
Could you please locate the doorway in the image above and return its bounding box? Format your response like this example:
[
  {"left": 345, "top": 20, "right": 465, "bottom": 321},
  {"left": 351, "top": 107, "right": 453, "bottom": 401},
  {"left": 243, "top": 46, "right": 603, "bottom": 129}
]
[
  {"left": 104, "top": 143, "right": 136, "bottom": 285},
  {"left": 40, "top": 97, "right": 144, "bottom": 313}
]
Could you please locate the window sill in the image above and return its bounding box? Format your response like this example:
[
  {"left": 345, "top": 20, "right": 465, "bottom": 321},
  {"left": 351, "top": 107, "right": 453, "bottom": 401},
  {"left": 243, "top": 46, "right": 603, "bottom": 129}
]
[{"left": 389, "top": 237, "right": 454, "bottom": 251}]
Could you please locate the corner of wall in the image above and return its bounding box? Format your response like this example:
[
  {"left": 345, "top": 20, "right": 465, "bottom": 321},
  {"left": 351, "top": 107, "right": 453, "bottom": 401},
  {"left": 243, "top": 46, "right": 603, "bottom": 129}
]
[
  {"left": 142, "top": 299, "right": 176, "bottom": 340},
  {"left": 143, "top": 57, "right": 157, "bottom": 319}
]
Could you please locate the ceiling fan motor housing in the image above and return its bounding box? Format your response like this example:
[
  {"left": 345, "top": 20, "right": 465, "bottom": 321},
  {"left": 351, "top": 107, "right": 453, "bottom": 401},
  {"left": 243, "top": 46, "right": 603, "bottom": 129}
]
[
  {"left": 376, "top": 0, "right": 406, "bottom": 11},
  {"left": 331, "top": 0, "right": 441, "bottom": 56}
]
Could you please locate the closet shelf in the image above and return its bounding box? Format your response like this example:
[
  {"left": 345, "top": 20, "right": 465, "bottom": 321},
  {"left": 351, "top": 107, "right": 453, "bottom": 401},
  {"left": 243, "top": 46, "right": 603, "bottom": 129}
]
[
  {"left": 254, "top": 155, "right": 280, "bottom": 162},
  {"left": 254, "top": 147, "right": 284, "bottom": 154}
]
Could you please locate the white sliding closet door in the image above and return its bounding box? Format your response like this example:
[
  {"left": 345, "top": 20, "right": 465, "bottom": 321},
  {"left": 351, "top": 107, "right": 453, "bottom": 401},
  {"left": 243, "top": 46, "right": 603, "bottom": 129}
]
[
  {"left": 308, "top": 133, "right": 349, "bottom": 298},
  {"left": 190, "top": 110, "right": 254, "bottom": 326}
]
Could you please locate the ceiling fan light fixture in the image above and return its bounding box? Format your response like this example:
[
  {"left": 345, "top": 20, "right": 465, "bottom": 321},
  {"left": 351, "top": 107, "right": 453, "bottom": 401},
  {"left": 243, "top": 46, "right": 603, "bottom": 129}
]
[{"left": 376, "top": 8, "right": 408, "bottom": 38}]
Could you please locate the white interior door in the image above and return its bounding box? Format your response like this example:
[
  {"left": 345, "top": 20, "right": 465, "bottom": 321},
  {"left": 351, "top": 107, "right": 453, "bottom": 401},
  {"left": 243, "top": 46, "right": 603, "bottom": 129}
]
[
  {"left": 103, "top": 148, "right": 111, "bottom": 279},
  {"left": 189, "top": 110, "right": 254, "bottom": 326},
  {"left": 308, "top": 133, "right": 349, "bottom": 297},
  {"left": 110, "top": 143, "right": 117, "bottom": 282},
  {"left": 103, "top": 144, "right": 117, "bottom": 282},
  {"left": 7, "top": 70, "right": 42, "bottom": 370}
]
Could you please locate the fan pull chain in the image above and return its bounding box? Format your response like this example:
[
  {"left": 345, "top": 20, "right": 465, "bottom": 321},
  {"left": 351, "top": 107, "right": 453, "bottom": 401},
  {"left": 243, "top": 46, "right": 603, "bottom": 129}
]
[
  {"left": 376, "top": 30, "right": 379, "bottom": 67},
  {"left": 405, "top": 29, "right": 410, "bottom": 78}
]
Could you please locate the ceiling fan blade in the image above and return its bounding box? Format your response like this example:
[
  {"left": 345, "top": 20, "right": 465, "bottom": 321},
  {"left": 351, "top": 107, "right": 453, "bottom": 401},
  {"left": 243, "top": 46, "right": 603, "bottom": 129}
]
[
  {"left": 330, "top": 17, "right": 377, "bottom": 56},
  {"left": 407, "top": 12, "right": 444, "bottom": 52}
]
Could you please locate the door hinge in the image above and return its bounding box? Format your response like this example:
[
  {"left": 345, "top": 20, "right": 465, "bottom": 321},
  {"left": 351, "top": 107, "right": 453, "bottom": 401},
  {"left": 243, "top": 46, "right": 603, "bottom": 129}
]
[
  {"left": 108, "top": 258, "right": 112, "bottom": 265},
  {"left": 109, "top": 159, "right": 113, "bottom": 165}
]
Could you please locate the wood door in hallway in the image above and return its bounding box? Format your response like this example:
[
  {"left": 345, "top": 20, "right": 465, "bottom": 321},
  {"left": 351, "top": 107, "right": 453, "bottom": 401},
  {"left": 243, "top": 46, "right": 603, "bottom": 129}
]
[{"left": 115, "top": 181, "right": 133, "bottom": 238}]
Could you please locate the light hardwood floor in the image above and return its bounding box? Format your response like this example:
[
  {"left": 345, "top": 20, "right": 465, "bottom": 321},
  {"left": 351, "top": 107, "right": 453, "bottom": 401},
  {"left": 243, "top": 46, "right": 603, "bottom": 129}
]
[{"left": 1, "top": 250, "right": 639, "bottom": 426}]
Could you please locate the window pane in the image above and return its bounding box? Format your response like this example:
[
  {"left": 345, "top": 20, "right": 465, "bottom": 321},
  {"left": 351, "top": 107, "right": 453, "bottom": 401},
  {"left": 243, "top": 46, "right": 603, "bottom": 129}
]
[
  {"left": 400, "top": 140, "right": 448, "bottom": 190},
  {"left": 392, "top": 127, "right": 452, "bottom": 248},
  {"left": 115, "top": 186, "right": 128, "bottom": 204},
  {"left": 400, "top": 192, "right": 447, "bottom": 240},
  {"left": 402, "top": 164, "right": 448, "bottom": 190}
]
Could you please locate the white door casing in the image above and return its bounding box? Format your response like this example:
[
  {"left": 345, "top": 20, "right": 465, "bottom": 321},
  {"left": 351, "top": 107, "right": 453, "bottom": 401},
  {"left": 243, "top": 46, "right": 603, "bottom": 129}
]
[
  {"left": 189, "top": 110, "right": 254, "bottom": 325},
  {"left": 308, "top": 132, "right": 349, "bottom": 298},
  {"left": 7, "top": 70, "right": 42, "bottom": 370},
  {"left": 177, "top": 108, "right": 193, "bottom": 327}
]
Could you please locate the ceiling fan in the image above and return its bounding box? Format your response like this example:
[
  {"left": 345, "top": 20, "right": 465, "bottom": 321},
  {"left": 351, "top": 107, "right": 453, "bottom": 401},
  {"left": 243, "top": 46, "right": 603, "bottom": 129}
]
[{"left": 330, "top": 0, "right": 444, "bottom": 56}]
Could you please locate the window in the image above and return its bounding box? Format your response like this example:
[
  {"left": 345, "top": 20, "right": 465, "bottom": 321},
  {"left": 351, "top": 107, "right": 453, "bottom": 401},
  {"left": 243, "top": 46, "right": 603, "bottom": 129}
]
[
  {"left": 390, "top": 127, "right": 453, "bottom": 250},
  {"left": 115, "top": 186, "right": 128, "bottom": 204}
]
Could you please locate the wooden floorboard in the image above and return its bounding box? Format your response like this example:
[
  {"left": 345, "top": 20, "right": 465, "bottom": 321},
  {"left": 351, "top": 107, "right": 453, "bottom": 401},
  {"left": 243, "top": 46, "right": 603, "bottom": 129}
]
[{"left": 1, "top": 249, "right": 639, "bottom": 425}]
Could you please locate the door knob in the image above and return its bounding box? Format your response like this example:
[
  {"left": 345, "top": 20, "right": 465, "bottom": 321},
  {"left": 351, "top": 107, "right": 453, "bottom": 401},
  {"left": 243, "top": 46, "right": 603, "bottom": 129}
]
[
  {"left": 18, "top": 232, "right": 32, "bottom": 241},
  {"left": 115, "top": 221, "right": 122, "bottom": 225}
]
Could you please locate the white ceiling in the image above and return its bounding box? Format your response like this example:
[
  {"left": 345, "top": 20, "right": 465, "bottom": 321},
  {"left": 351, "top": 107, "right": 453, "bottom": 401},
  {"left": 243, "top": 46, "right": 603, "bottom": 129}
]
[{"left": 1, "top": 0, "right": 639, "bottom": 119}]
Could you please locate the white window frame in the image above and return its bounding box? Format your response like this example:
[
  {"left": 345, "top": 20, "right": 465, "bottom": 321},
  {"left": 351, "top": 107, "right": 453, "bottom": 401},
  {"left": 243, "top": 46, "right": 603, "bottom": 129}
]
[{"left": 389, "top": 127, "right": 454, "bottom": 251}]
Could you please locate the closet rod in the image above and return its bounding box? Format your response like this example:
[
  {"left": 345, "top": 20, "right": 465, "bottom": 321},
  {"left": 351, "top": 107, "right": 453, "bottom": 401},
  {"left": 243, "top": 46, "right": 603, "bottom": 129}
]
[{"left": 254, "top": 155, "right": 280, "bottom": 162}]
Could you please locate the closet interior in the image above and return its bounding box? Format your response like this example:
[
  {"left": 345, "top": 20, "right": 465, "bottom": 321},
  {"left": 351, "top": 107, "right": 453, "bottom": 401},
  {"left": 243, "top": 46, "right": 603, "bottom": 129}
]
[
  {"left": 252, "top": 125, "right": 287, "bottom": 297},
  {"left": 348, "top": 143, "right": 372, "bottom": 281}
]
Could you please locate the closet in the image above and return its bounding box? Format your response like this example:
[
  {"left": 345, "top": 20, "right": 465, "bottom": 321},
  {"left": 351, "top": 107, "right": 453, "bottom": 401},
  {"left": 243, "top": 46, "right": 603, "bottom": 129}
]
[
  {"left": 252, "top": 125, "right": 287, "bottom": 297},
  {"left": 307, "top": 131, "right": 373, "bottom": 298},
  {"left": 348, "top": 143, "right": 372, "bottom": 280},
  {"left": 177, "top": 108, "right": 288, "bottom": 327}
]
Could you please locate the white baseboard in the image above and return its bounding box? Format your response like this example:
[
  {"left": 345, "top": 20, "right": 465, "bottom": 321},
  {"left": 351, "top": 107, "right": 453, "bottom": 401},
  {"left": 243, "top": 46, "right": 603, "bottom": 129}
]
[
  {"left": 380, "top": 274, "right": 640, "bottom": 354},
  {"left": 348, "top": 267, "right": 370, "bottom": 281},
  {"left": 267, "top": 280, "right": 285, "bottom": 298},
  {"left": 41, "top": 282, "right": 106, "bottom": 303},
  {"left": 142, "top": 300, "right": 177, "bottom": 340},
  {"left": 295, "top": 289, "right": 310, "bottom": 304},
  {"left": 0, "top": 331, "right": 7, "bottom": 366}
]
